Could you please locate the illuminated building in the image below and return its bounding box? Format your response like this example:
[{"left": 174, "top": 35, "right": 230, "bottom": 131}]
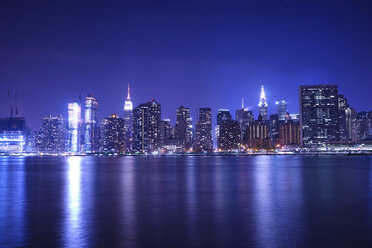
[
  {"left": 67, "top": 101, "right": 81, "bottom": 153},
  {"left": 216, "top": 109, "right": 232, "bottom": 140},
  {"left": 160, "top": 119, "right": 173, "bottom": 147},
  {"left": 100, "top": 114, "right": 126, "bottom": 153},
  {"left": 299, "top": 85, "right": 339, "bottom": 147},
  {"left": 279, "top": 120, "right": 301, "bottom": 146},
  {"left": 0, "top": 117, "right": 26, "bottom": 154},
  {"left": 338, "top": 94, "right": 349, "bottom": 141},
  {"left": 290, "top": 114, "right": 300, "bottom": 122},
  {"left": 217, "top": 109, "right": 240, "bottom": 151},
  {"left": 246, "top": 116, "right": 271, "bottom": 149},
  {"left": 345, "top": 107, "right": 358, "bottom": 142},
  {"left": 123, "top": 83, "right": 133, "bottom": 150},
  {"left": 258, "top": 85, "right": 268, "bottom": 121},
  {"left": 132, "top": 99, "right": 161, "bottom": 153},
  {"left": 276, "top": 99, "right": 287, "bottom": 121},
  {"left": 356, "top": 111, "right": 372, "bottom": 141},
  {"left": 269, "top": 114, "right": 280, "bottom": 146},
  {"left": 194, "top": 108, "right": 213, "bottom": 152},
  {"left": 175, "top": 106, "right": 193, "bottom": 150},
  {"left": 36, "top": 115, "right": 66, "bottom": 154},
  {"left": 84, "top": 94, "right": 98, "bottom": 153},
  {"left": 236, "top": 99, "right": 254, "bottom": 144}
]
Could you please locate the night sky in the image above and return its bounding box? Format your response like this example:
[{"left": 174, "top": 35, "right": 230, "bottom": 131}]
[{"left": 1, "top": 0, "right": 372, "bottom": 130}]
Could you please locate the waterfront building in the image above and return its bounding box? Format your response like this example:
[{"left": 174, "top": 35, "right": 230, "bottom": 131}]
[
  {"left": 66, "top": 101, "right": 81, "bottom": 153},
  {"left": 160, "top": 119, "right": 172, "bottom": 146},
  {"left": 338, "top": 94, "right": 349, "bottom": 141},
  {"left": 215, "top": 109, "right": 232, "bottom": 141},
  {"left": 194, "top": 107, "right": 213, "bottom": 152},
  {"left": 345, "top": 107, "right": 358, "bottom": 142},
  {"left": 36, "top": 115, "right": 66, "bottom": 154},
  {"left": 123, "top": 83, "right": 133, "bottom": 150},
  {"left": 84, "top": 94, "right": 99, "bottom": 153},
  {"left": 279, "top": 120, "right": 301, "bottom": 146},
  {"left": 175, "top": 106, "right": 193, "bottom": 150},
  {"left": 217, "top": 119, "right": 241, "bottom": 151},
  {"left": 299, "top": 85, "right": 339, "bottom": 147},
  {"left": 269, "top": 114, "right": 280, "bottom": 147},
  {"left": 100, "top": 114, "right": 125, "bottom": 153},
  {"left": 236, "top": 103, "right": 254, "bottom": 143},
  {"left": 356, "top": 111, "right": 372, "bottom": 141},
  {"left": 246, "top": 116, "right": 271, "bottom": 149},
  {"left": 132, "top": 99, "right": 161, "bottom": 153},
  {"left": 0, "top": 117, "right": 26, "bottom": 154},
  {"left": 276, "top": 99, "right": 287, "bottom": 121},
  {"left": 258, "top": 85, "right": 268, "bottom": 121},
  {"left": 217, "top": 109, "right": 232, "bottom": 125}
]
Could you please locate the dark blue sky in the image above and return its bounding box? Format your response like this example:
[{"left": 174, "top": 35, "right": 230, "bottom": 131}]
[{"left": 1, "top": 0, "right": 371, "bottom": 129}]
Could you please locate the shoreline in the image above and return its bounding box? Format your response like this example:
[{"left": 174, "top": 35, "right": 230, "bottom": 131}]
[{"left": 2, "top": 152, "right": 372, "bottom": 157}]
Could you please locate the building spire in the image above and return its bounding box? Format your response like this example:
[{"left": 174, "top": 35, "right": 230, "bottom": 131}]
[
  {"left": 258, "top": 85, "right": 267, "bottom": 107},
  {"left": 242, "top": 97, "right": 244, "bottom": 109},
  {"left": 127, "top": 82, "right": 130, "bottom": 100}
]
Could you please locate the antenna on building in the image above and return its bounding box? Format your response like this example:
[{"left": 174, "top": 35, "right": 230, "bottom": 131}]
[
  {"left": 242, "top": 97, "right": 244, "bottom": 109},
  {"left": 15, "top": 92, "right": 18, "bottom": 116},
  {"left": 127, "top": 82, "right": 131, "bottom": 100},
  {"left": 8, "top": 90, "right": 13, "bottom": 118},
  {"left": 79, "top": 86, "right": 84, "bottom": 105}
]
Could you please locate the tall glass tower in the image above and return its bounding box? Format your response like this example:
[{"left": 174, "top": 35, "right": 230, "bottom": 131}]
[
  {"left": 258, "top": 85, "right": 268, "bottom": 121},
  {"left": 299, "top": 85, "right": 339, "bottom": 146},
  {"left": 276, "top": 99, "right": 287, "bottom": 121},
  {"left": 123, "top": 83, "right": 133, "bottom": 150},
  {"left": 67, "top": 101, "right": 81, "bottom": 153},
  {"left": 84, "top": 94, "right": 98, "bottom": 153}
]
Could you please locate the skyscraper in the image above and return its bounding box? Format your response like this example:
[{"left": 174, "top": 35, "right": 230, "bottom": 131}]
[
  {"left": 123, "top": 83, "right": 133, "bottom": 150},
  {"left": 338, "top": 94, "right": 349, "bottom": 141},
  {"left": 258, "top": 85, "right": 268, "bottom": 121},
  {"left": 159, "top": 119, "right": 173, "bottom": 147},
  {"left": 345, "top": 107, "right": 358, "bottom": 142},
  {"left": 100, "top": 114, "right": 125, "bottom": 153},
  {"left": 269, "top": 114, "right": 280, "bottom": 146},
  {"left": 217, "top": 119, "right": 241, "bottom": 151},
  {"left": 217, "top": 109, "right": 240, "bottom": 151},
  {"left": 67, "top": 101, "right": 81, "bottom": 153},
  {"left": 236, "top": 99, "right": 254, "bottom": 143},
  {"left": 299, "top": 85, "right": 339, "bottom": 146},
  {"left": 36, "top": 115, "right": 66, "bottom": 154},
  {"left": 194, "top": 107, "right": 213, "bottom": 152},
  {"left": 175, "top": 106, "right": 193, "bottom": 150},
  {"left": 276, "top": 99, "right": 287, "bottom": 121},
  {"left": 84, "top": 94, "right": 98, "bottom": 153},
  {"left": 356, "top": 111, "right": 372, "bottom": 141},
  {"left": 216, "top": 109, "right": 232, "bottom": 142},
  {"left": 132, "top": 99, "right": 161, "bottom": 153},
  {"left": 0, "top": 117, "right": 27, "bottom": 154},
  {"left": 217, "top": 109, "right": 232, "bottom": 125}
]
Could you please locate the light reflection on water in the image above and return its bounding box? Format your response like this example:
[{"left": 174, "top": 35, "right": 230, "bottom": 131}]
[
  {"left": 0, "top": 156, "right": 372, "bottom": 247},
  {"left": 63, "top": 156, "right": 85, "bottom": 248},
  {"left": 0, "top": 157, "right": 26, "bottom": 247},
  {"left": 121, "top": 157, "right": 138, "bottom": 248}
]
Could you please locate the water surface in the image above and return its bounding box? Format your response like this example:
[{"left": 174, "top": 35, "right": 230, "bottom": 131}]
[{"left": 1, "top": 156, "right": 372, "bottom": 247}]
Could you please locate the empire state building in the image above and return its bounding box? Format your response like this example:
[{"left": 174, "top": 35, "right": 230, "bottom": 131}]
[{"left": 124, "top": 83, "right": 133, "bottom": 150}]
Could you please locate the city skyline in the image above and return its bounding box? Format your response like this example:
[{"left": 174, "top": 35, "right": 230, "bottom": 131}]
[
  {"left": 1, "top": 83, "right": 364, "bottom": 131},
  {"left": 1, "top": 1, "right": 372, "bottom": 130},
  {"left": 1, "top": 83, "right": 367, "bottom": 154}
]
